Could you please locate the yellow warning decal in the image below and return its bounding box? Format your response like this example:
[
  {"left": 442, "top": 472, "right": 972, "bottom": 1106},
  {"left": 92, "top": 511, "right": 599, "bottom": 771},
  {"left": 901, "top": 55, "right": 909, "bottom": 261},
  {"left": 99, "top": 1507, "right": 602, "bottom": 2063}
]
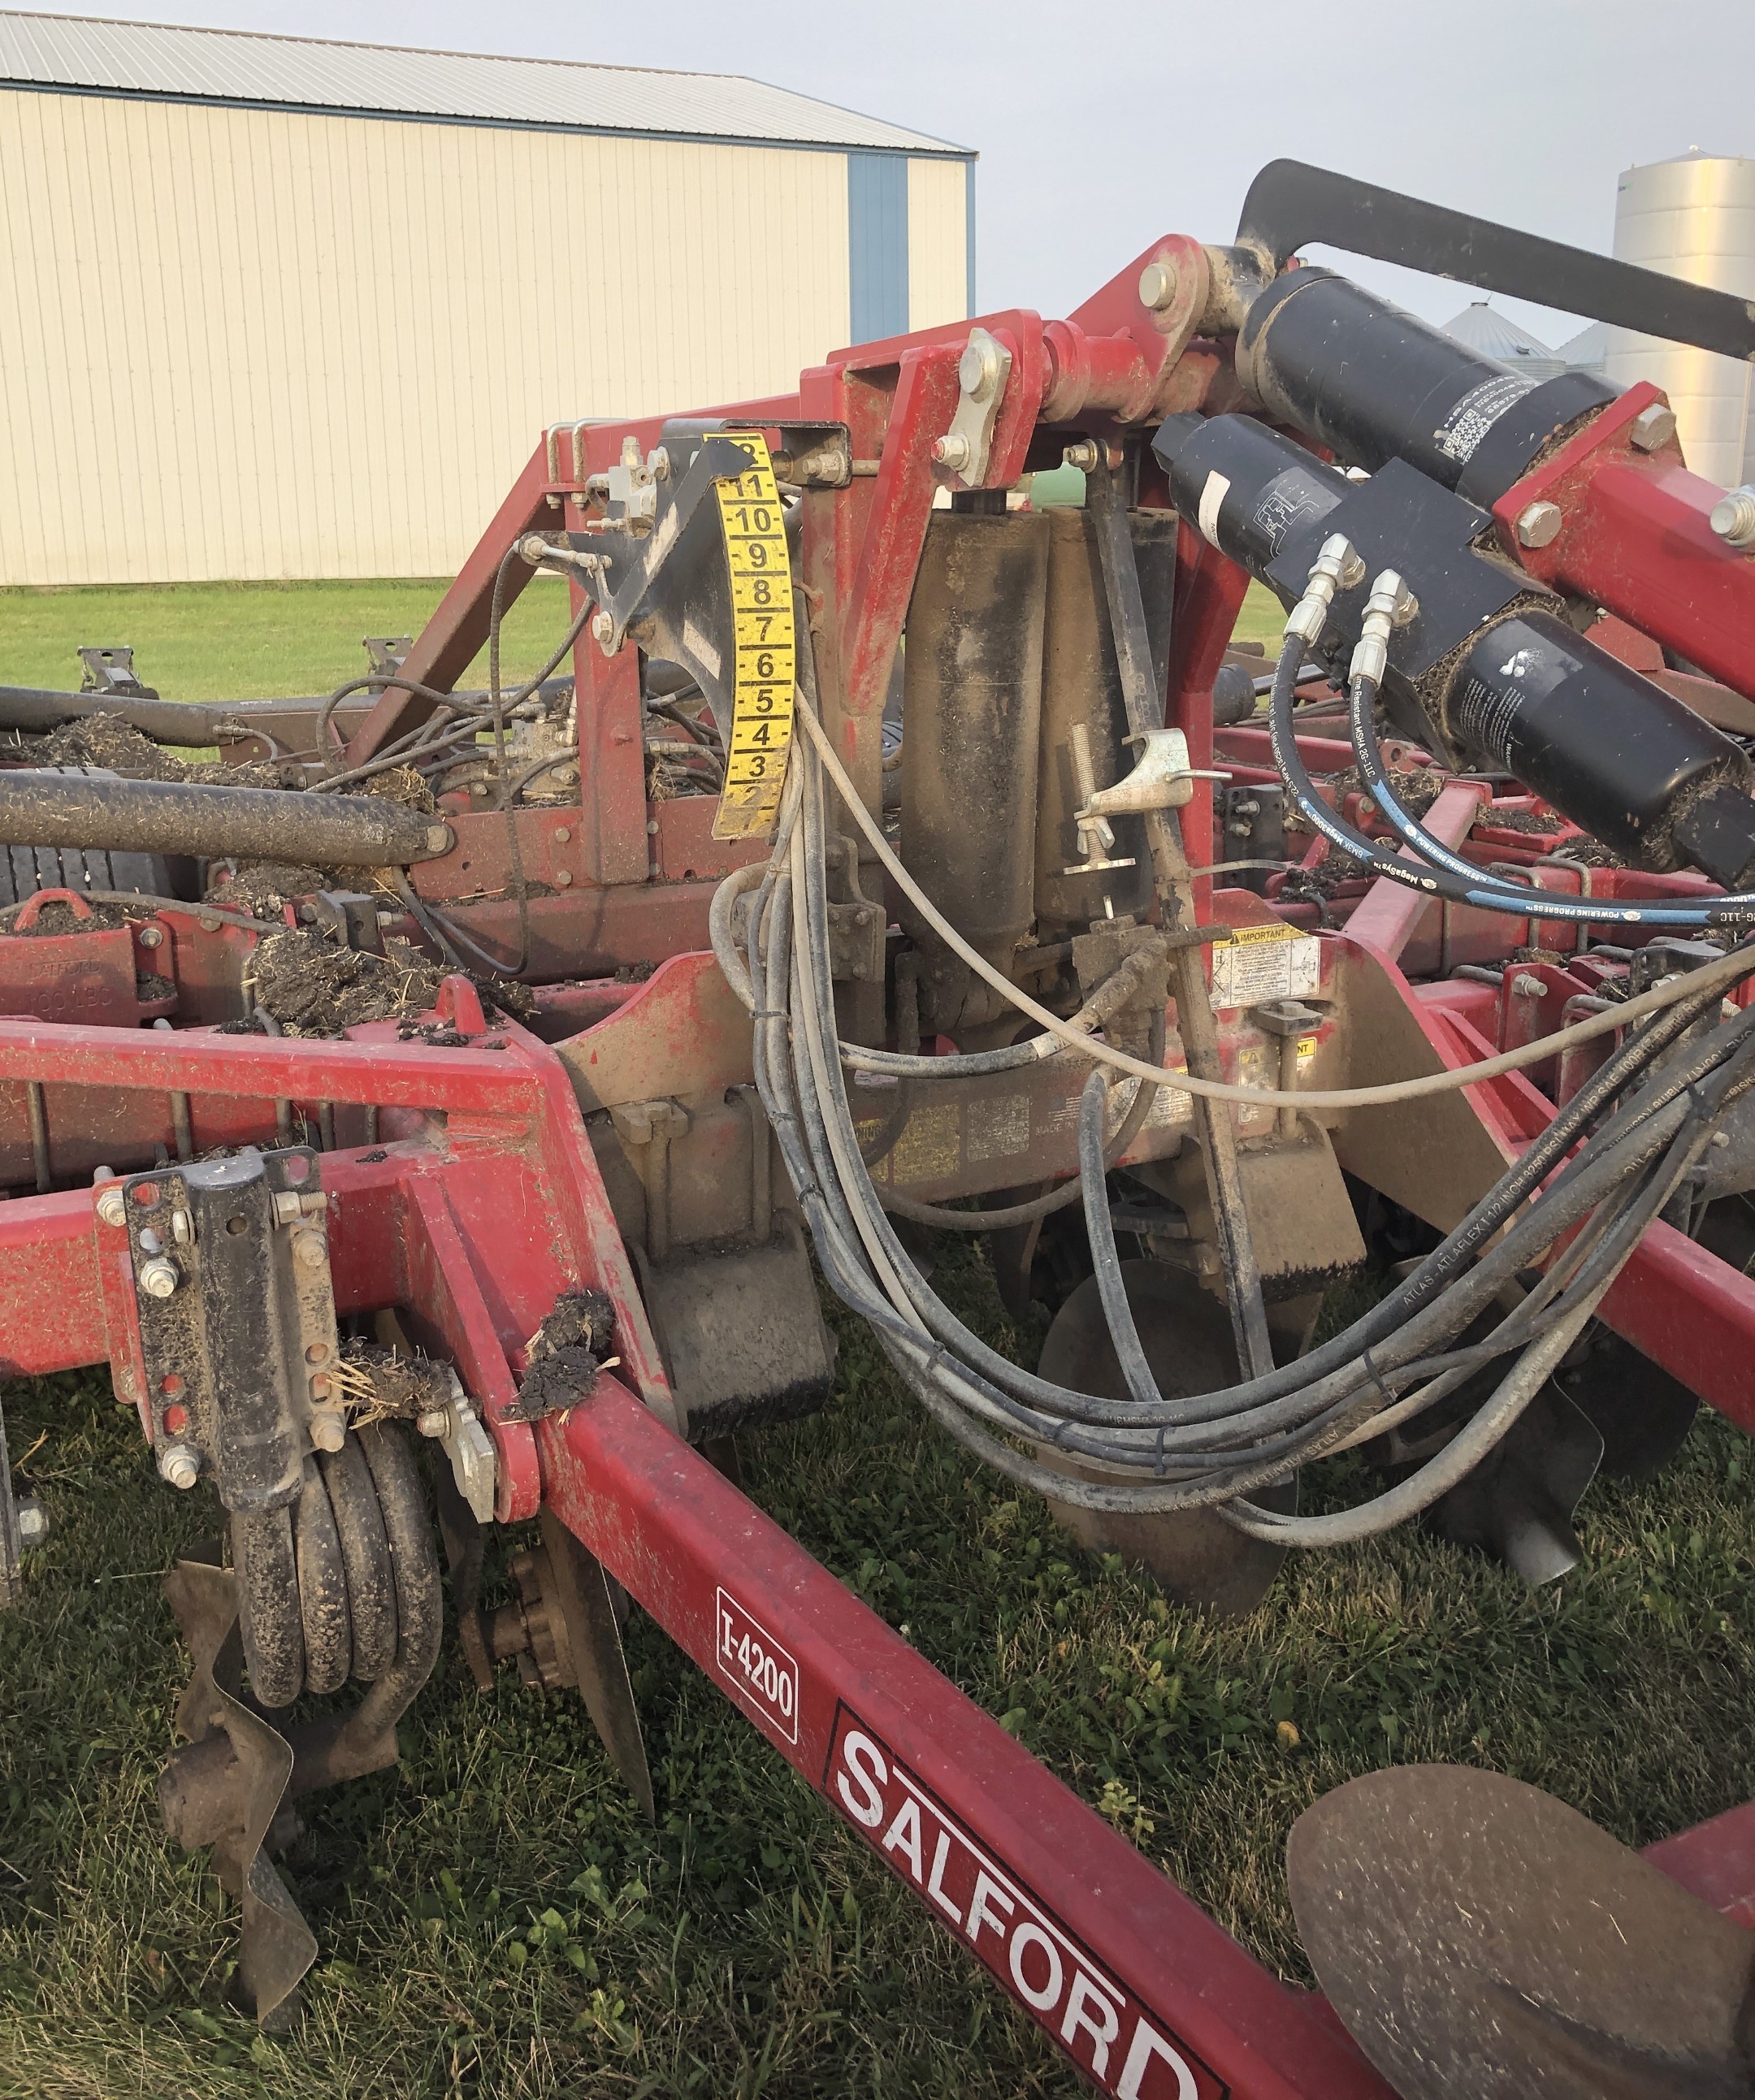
[{"left": 711, "top": 433, "right": 795, "bottom": 842}]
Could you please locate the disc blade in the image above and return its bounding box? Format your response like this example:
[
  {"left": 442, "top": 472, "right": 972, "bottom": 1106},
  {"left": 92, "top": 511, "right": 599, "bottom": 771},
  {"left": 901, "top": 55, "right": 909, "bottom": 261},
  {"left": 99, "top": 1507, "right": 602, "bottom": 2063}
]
[
  {"left": 1289, "top": 1764, "right": 1755, "bottom": 2100},
  {"left": 1035, "top": 1260, "right": 1292, "bottom": 1617}
]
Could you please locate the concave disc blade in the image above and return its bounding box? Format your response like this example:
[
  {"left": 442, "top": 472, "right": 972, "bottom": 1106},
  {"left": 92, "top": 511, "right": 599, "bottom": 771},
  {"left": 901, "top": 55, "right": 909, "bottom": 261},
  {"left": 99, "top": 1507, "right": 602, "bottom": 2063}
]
[
  {"left": 1035, "top": 1259, "right": 1292, "bottom": 1617},
  {"left": 1289, "top": 1764, "right": 1755, "bottom": 2100}
]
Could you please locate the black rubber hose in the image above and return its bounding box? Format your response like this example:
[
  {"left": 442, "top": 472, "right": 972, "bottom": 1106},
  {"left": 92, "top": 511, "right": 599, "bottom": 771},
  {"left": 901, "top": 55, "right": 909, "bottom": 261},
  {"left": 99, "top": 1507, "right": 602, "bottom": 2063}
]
[{"left": 0, "top": 770, "right": 452, "bottom": 868}]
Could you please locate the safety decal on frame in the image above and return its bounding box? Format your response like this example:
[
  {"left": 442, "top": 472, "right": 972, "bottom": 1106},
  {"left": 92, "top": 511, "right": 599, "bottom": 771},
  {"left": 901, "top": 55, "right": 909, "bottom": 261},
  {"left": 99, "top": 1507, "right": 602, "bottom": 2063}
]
[{"left": 712, "top": 432, "right": 796, "bottom": 841}]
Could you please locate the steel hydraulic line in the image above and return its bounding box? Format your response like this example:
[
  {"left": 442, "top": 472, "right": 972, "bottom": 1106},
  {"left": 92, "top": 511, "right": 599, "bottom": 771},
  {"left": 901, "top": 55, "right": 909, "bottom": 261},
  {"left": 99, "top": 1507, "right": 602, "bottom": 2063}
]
[
  {"left": 1263, "top": 555, "right": 1755, "bottom": 932},
  {"left": 745, "top": 719, "right": 1736, "bottom": 1512}
]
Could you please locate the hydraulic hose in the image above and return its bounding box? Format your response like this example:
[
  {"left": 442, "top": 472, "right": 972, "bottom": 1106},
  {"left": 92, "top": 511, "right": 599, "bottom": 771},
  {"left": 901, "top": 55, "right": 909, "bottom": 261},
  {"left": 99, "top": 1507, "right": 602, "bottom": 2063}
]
[
  {"left": 1266, "top": 614, "right": 1755, "bottom": 931},
  {"left": 728, "top": 668, "right": 1755, "bottom": 1540}
]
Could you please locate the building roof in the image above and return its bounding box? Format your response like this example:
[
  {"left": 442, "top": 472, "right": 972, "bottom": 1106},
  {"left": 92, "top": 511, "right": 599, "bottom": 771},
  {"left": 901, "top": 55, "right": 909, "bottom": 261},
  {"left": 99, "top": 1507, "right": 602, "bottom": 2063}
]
[
  {"left": 1440, "top": 300, "right": 1561, "bottom": 368},
  {"left": 0, "top": 10, "right": 968, "bottom": 154}
]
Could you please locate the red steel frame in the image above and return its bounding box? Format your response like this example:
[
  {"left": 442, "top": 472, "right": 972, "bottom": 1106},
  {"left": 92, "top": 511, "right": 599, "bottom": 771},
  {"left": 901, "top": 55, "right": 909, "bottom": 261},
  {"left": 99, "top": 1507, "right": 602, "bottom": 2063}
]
[{"left": 6, "top": 231, "right": 1755, "bottom": 2092}]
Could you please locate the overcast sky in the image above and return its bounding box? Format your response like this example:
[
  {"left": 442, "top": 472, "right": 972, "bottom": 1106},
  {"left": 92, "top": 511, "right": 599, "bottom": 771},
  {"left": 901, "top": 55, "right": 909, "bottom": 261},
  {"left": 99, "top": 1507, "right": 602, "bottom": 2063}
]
[{"left": 73, "top": 0, "right": 1755, "bottom": 345}]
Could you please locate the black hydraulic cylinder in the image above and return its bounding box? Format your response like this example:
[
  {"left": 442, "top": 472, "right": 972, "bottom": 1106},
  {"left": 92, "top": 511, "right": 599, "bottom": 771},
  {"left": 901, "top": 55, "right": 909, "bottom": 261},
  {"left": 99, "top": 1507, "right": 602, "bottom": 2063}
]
[
  {"left": 0, "top": 770, "right": 452, "bottom": 868},
  {"left": 1449, "top": 613, "right": 1755, "bottom": 881},
  {"left": 1152, "top": 411, "right": 1755, "bottom": 884},
  {"left": 1235, "top": 267, "right": 1619, "bottom": 505}
]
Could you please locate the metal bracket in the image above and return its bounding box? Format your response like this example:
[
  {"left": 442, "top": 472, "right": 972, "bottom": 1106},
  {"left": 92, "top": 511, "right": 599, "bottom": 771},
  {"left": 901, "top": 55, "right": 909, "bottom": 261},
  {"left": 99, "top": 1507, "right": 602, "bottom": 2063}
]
[
  {"left": 824, "top": 835, "right": 886, "bottom": 982},
  {"left": 414, "top": 1364, "right": 497, "bottom": 1523},
  {"left": 122, "top": 1147, "right": 345, "bottom": 1505},
  {"left": 934, "top": 328, "right": 1012, "bottom": 488},
  {"left": 77, "top": 644, "right": 157, "bottom": 698}
]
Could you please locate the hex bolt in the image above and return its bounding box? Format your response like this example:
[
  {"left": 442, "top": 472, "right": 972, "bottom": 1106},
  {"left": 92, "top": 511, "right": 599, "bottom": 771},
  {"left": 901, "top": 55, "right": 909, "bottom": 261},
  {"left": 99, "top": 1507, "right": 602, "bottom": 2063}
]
[
  {"left": 136, "top": 1254, "right": 180, "bottom": 1298},
  {"left": 95, "top": 1186, "right": 126, "bottom": 1228},
  {"left": 15, "top": 1496, "right": 47, "bottom": 1547},
  {"left": 932, "top": 432, "right": 971, "bottom": 470},
  {"left": 1138, "top": 258, "right": 1179, "bottom": 312},
  {"left": 1062, "top": 439, "right": 1098, "bottom": 471},
  {"left": 957, "top": 336, "right": 1001, "bottom": 401},
  {"left": 1628, "top": 401, "right": 1677, "bottom": 453},
  {"left": 1513, "top": 972, "right": 1546, "bottom": 998},
  {"left": 309, "top": 1412, "right": 347, "bottom": 1453},
  {"left": 416, "top": 1405, "right": 450, "bottom": 1440},
  {"left": 292, "top": 1232, "right": 328, "bottom": 1272},
  {"left": 137, "top": 924, "right": 163, "bottom": 950},
  {"left": 1710, "top": 485, "right": 1755, "bottom": 551},
  {"left": 1515, "top": 500, "right": 1563, "bottom": 549},
  {"left": 158, "top": 1443, "right": 201, "bottom": 1490}
]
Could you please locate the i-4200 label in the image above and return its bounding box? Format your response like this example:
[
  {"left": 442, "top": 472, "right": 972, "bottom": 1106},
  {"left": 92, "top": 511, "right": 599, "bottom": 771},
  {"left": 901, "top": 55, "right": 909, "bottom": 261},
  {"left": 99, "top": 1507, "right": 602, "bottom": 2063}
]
[
  {"left": 714, "top": 1586, "right": 800, "bottom": 1743},
  {"left": 711, "top": 431, "right": 795, "bottom": 842}
]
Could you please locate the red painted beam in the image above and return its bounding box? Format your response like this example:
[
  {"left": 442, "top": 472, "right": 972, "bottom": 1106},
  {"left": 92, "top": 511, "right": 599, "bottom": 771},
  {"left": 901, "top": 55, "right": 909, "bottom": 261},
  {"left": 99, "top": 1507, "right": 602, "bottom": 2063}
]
[
  {"left": 1342, "top": 782, "right": 1486, "bottom": 964},
  {"left": 1597, "top": 1219, "right": 1755, "bottom": 1437},
  {"left": 542, "top": 1385, "right": 1392, "bottom": 2100}
]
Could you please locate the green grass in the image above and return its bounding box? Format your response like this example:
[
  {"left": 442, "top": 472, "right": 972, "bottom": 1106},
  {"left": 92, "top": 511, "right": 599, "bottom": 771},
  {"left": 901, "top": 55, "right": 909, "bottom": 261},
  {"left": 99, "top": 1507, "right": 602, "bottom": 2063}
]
[
  {"left": 1233, "top": 582, "right": 1285, "bottom": 652},
  {"left": 2, "top": 577, "right": 1752, "bottom": 2096},
  {"left": 0, "top": 579, "right": 578, "bottom": 706},
  {"left": 0, "top": 577, "right": 1285, "bottom": 708},
  {"left": 4, "top": 1235, "right": 1755, "bottom": 2100}
]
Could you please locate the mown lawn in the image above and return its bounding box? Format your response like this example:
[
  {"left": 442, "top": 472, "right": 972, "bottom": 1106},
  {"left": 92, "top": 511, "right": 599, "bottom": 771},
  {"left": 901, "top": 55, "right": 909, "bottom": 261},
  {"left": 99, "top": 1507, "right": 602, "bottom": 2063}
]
[
  {"left": 2, "top": 574, "right": 1750, "bottom": 2100},
  {"left": 4, "top": 1233, "right": 1753, "bottom": 2100},
  {"left": 0, "top": 578, "right": 1285, "bottom": 708},
  {"left": 0, "top": 577, "right": 579, "bottom": 706}
]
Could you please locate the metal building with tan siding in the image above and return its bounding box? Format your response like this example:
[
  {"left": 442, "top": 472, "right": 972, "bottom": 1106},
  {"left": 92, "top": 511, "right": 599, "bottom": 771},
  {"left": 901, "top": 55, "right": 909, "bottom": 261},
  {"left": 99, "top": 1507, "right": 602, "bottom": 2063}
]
[{"left": 0, "top": 11, "right": 974, "bottom": 585}]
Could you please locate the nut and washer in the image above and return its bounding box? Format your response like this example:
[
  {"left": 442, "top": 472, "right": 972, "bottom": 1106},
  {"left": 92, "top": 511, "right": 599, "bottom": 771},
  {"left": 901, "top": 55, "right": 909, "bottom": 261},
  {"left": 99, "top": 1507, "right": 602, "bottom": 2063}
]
[
  {"left": 1062, "top": 439, "right": 1098, "bottom": 471},
  {"left": 292, "top": 1232, "right": 329, "bottom": 1272},
  {"left": 1627, "top": 401, "right": 1677, "bottom": 453},
  {"left": 309, "top": 1412, "right": 347, "bottom": 1453},
  {"left": 1138, "top": 258, "right": 1179, "bottom": 312},
  {"left": 1514, "top": 500, "right": 1563, "bottom": 549},
  {"left": 95, "top": 1185, "right": 126, "bottom": 1228},
  {"left": 136, "top": 1254, "right": 180, "bottom": 1299},
  {"left": 1512, "top": 972, "right": 1546, "bottom": 998},
  {"left": 137, "top": 924, "right": 164, "bottom": 950},
  {"left": 1710, "top": 485, "right": 1755, "bottom": 551},
  {"left": 932, "top": 431, "right": 971, "bottom": 470},
  {"left": 158, "top": 1443, "right": 201, "bottom": 1490}
]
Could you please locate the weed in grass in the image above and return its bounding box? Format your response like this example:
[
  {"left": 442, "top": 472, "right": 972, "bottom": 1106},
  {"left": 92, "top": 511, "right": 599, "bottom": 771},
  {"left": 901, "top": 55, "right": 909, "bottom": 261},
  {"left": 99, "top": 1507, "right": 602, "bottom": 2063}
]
[{"left": 4, "top": 1230, "right": 1754, "bottom": 2098}]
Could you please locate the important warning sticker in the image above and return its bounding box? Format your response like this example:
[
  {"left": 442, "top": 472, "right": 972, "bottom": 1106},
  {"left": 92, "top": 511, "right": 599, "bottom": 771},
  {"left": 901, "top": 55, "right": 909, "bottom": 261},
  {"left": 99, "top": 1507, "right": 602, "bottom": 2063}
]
[
  {"left": 1209, "top": 922, "right": 1321, "bottom": 1010},
  {"left": 711, "top": 432, "right": 795, "bottom": 842}
]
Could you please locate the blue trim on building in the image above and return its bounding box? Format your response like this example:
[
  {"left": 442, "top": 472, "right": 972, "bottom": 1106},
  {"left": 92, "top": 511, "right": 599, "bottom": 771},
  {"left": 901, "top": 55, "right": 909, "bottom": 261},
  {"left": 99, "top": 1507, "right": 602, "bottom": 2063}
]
[
  {"left": 847, "top": 150, "right": 910, "bottom": 344},
  {"left": 964, "top": 157, "right": 977, "bottom": 316}
]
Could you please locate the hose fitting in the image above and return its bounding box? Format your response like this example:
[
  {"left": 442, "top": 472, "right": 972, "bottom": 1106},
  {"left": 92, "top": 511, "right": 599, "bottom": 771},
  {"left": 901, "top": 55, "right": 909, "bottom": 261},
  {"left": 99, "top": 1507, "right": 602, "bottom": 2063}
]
[
  {"left": 1349, "top": 568, "right": 1412, "bottom": 687},
  {"left": 1285, "top": 534, "right": 1365, "bottom": 646}
]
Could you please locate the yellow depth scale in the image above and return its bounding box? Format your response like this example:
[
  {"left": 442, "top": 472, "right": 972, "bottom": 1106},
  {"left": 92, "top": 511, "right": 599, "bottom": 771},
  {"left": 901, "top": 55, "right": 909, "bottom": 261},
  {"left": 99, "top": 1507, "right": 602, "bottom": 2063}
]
[{"left": 711, "top": 433, "right": 796, "bottom": 842}]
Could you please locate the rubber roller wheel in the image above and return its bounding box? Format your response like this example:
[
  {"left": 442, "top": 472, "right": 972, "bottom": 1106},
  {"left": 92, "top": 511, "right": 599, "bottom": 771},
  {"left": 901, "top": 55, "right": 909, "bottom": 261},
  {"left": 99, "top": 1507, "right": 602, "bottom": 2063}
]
[
  {"left": 292, "top": 1456, "right": 353, "bottom": 1697},
  {"left": 317, "top": 1434, "right": 399, "bottom": 1682},
  {"left": 233, "top": 1505, "right": 306, "bottom": 1710},
  {"left": 0, "top": 766, "right": 170, "bottom": 904}
]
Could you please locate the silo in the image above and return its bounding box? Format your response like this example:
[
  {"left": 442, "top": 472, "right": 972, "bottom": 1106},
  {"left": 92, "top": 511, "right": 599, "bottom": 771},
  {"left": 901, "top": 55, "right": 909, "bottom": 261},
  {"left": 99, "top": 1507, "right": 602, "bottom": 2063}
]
[{"left": 1603, "top": 153, "right": 1755, "bottom": 490}]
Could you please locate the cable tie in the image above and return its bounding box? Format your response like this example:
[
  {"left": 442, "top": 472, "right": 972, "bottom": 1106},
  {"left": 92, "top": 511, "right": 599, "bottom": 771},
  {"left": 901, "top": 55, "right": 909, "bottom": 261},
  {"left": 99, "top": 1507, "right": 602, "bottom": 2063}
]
[{"left": 1361, "top": 1344, "right": 1393, "bottom": 1409}]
